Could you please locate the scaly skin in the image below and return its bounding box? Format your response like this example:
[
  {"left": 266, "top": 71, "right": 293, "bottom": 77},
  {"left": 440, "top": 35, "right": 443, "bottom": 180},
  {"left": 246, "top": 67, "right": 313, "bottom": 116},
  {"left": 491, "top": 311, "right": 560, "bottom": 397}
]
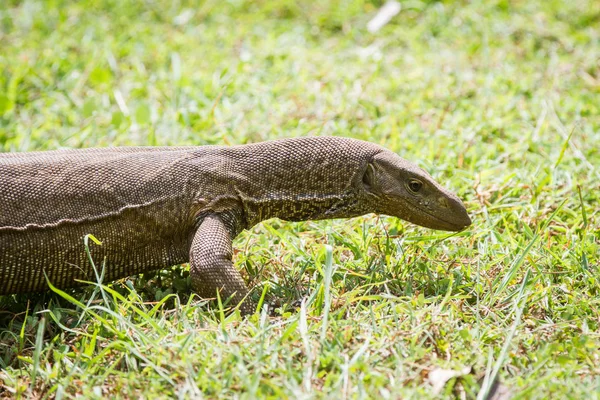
[{"left": 0, "top": 136, "right": 471, "bottom": 313}]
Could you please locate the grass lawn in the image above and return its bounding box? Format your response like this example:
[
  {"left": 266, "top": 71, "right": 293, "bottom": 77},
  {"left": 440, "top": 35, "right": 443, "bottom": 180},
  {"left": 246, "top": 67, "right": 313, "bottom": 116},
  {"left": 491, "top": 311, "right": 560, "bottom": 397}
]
[{"left": 1, "top": 0, "right": 599, "bottom": 398}]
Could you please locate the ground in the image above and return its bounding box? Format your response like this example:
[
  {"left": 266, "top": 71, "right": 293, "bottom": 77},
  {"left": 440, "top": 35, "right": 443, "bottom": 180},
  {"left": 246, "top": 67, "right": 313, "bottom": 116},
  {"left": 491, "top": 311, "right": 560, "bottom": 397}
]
[{"left": 0, "top": 0, "right": 599, "bottom": 398}]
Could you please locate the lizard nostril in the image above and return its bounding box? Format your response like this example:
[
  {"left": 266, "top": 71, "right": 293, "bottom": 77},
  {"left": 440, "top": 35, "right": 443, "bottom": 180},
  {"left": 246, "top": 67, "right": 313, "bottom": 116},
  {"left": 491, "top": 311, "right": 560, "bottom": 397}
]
[{"left": 438, "top": 197, "right": 449, "bottom": 208}]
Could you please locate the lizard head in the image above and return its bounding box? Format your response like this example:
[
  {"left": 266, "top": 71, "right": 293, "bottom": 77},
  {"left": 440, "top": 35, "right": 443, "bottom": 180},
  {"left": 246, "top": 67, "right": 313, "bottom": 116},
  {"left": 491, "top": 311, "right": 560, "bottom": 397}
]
[{"left": 361, "top": 150, "right": 472, "bottom": 232}]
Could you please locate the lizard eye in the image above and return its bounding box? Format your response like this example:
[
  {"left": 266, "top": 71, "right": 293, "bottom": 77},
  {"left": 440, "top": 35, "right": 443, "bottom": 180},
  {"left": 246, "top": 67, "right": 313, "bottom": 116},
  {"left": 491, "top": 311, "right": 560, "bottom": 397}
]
[{"left": 407, "top": 179, "right": 423, "bottom": 193}]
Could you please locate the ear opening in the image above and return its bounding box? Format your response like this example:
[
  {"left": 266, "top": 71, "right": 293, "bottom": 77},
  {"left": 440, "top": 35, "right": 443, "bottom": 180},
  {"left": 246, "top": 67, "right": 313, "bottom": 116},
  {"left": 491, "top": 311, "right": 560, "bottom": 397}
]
[{"left": 362, "top": 163, "right": 375, "bottom": 192}]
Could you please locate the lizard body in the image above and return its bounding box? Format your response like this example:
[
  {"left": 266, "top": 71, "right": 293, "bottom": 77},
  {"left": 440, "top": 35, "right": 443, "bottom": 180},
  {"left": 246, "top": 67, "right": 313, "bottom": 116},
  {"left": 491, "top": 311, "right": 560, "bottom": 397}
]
[{"left": 0, "top": 136, "right": 471, "bottom": 312}]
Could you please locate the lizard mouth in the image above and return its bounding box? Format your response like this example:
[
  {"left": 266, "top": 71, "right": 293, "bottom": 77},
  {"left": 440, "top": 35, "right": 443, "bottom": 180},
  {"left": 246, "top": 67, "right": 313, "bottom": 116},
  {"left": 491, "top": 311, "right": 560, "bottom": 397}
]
[{"left": 405, "top": 202, "right": 471, "bottom": 232}]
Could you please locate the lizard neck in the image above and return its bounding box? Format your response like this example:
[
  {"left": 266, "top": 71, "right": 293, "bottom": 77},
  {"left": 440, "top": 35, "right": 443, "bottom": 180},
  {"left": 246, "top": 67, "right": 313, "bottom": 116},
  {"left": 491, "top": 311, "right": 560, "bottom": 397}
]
[
  {"left": 242, "top": 190, "right": 374, "bottom": 227},
  {"left": 189, "top": 136, "right": 383, "bottom": 230},
  {"left": 217, "top": 137, "right": 382, "bottom": 227}
]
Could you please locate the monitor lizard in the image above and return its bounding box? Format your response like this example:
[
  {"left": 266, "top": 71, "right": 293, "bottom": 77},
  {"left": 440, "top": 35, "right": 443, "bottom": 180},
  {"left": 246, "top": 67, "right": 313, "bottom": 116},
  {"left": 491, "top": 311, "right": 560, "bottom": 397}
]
[{"left": 0, "top": 136, "right": 471, "bottom": 313}]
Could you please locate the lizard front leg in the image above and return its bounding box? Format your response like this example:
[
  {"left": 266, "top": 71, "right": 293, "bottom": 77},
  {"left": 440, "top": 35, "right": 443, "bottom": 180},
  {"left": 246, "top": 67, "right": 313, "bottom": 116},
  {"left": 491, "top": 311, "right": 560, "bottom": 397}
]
[{"left": 189, "top": 213, "right": 254, "bottom": 314}]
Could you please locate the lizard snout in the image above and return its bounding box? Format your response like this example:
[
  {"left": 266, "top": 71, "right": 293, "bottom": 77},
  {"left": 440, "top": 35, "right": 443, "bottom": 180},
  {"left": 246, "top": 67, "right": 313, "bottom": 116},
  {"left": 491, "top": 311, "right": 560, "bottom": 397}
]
[{"left": 437, "top": 196, "right": 449, "bottom": 208}]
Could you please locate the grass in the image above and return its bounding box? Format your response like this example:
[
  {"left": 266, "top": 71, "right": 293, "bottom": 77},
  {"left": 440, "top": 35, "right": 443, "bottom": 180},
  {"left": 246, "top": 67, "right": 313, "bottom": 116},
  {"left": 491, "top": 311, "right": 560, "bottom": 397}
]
[{"left": 1, "top": 0, "right": 599, "bottom": 398}]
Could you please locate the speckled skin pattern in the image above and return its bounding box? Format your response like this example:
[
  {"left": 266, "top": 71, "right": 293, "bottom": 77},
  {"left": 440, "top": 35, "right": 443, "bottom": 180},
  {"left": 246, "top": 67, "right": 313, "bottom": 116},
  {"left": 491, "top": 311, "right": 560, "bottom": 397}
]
[{"left": 0, "top": 136, "right": 471, "bottom": 312}]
